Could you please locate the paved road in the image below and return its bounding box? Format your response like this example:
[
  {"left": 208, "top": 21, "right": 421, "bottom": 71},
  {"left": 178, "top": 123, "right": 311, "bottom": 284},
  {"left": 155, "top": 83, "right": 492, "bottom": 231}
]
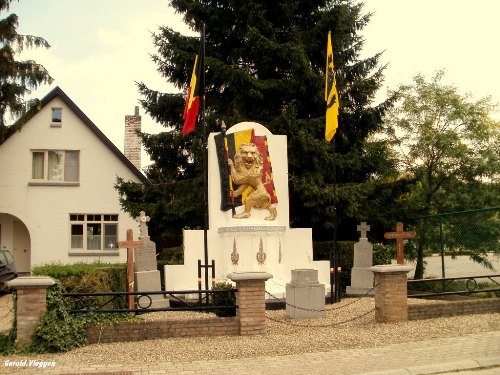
[
  {"left": 409, "top": 253, "right": 500, "bottom": 279},
  {"left": 2, "top": 331, "right": 499, "bottom": 374}
]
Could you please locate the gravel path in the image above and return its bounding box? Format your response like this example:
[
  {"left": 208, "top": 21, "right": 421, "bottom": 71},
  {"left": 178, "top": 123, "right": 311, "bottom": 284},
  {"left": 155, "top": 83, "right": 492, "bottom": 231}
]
[{"left": 1, "top": 294, "right": 499, "bottom": 367}]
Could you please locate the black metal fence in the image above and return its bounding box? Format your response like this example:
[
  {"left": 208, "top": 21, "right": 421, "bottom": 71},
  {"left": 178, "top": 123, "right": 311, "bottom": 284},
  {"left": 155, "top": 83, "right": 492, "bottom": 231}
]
[
  {"left": 408, "top": 274, "right": 500, "bottom": 297},
  {"left": 407, "top": 207, "right": 500, "bottom": 279},
  {"left": 62, "top": 289, "right": 237, "bottom": 314}
]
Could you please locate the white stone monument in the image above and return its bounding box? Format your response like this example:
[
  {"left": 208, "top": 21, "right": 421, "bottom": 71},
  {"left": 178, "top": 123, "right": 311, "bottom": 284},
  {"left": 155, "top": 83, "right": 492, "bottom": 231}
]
[
  {"left": 134, "top": 211, "right": 170, "bottom": 308},
  {"left": 346, "top": 222, "right": 374, "bottom": 296},
  {"left": 164, "top": 122, "right": 330, "bottom": 297}
]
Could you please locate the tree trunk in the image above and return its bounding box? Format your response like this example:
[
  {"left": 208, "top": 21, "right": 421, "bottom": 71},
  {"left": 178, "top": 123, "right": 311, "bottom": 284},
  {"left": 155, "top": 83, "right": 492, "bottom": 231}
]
[{"left": 413, "top": 234, "right": 425, "bottom": 279}]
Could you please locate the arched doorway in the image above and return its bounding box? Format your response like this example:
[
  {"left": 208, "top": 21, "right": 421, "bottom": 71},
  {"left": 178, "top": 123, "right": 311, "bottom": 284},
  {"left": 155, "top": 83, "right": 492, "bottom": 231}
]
[{"left": 0, "top": 214, "right": 31, "bottom": 274}]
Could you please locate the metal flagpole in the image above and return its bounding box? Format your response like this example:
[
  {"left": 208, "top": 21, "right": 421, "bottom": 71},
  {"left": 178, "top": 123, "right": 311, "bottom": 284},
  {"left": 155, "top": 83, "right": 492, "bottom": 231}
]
[
  {"left": 221, "top": 121, "right": 236, "bottom": 217},
  {"left": 200, "top": 23, "right": 209, "bottom": 297},
  {"left": 333, "top": 137, "right": 340, "bottom": 302}
]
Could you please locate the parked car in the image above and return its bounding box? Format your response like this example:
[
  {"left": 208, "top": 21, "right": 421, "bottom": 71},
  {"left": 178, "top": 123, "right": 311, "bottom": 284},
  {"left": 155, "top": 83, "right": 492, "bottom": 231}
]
[{"left": 0, "top": 249, "right": 17, "bottom": 290}]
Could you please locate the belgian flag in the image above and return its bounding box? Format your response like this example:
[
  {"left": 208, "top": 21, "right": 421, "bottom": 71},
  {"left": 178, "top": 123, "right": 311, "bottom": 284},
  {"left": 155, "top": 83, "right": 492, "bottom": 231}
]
[
  {"left": 214, "top": 129, "right": 278, "bottom": 212},
  {"left": 182, "top": 50, "right": 204, "bottom": 135}
]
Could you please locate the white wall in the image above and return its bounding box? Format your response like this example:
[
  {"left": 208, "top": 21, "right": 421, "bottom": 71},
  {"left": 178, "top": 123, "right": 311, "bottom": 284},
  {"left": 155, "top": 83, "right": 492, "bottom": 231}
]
[{"left": 0, "top": 96, "right": 141, "bottom": 268}]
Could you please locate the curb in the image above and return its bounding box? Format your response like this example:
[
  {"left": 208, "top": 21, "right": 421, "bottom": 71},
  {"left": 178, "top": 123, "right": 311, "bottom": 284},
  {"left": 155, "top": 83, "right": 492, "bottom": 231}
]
[{"left": 357, "top": 355, "right": 500, "bottom": 375}]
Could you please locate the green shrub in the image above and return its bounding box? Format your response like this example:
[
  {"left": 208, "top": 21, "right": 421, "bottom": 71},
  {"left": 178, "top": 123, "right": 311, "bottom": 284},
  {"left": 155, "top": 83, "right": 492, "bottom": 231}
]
[
  {"left": 31, "top": 282, "right": 134, "bottom": 353},
  {"left": 31, "top": 283, "right": 87, "bottom": 353},
  {"left": 157, "top": 246, "right": 184, "bottom": 263},
  {"left": 0, "top": 330, "right": 16, "bottom": 355},
  {"left": 32, "top": 262, "right": 127, "bottom": 309},
  {"left": 373, "top": 243, "right": 394, "bottom": 265},
  {"left": 0, "top": 294, "right": 16, "bottom": 355},
  {"left": 210, "top": 281, "right": 236, "bottom": 317}
]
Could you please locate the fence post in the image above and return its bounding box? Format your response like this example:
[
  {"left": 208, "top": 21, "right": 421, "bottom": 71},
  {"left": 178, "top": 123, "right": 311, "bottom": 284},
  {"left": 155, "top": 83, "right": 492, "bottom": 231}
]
[
  {"left": 6, "top": 276, "right": 56, "bottom": 348},
  {"left": 369, "top": 265, "right": 413, "bottom": 323},
  {"left": 228, "top": 272, "right": 272, "bottom": 335}
]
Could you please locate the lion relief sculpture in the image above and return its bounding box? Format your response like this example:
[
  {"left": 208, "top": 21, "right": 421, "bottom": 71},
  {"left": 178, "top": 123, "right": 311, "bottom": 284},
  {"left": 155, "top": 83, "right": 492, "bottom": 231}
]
[{"left": 228, "top": 143, "right": 277, "bottom": 220}]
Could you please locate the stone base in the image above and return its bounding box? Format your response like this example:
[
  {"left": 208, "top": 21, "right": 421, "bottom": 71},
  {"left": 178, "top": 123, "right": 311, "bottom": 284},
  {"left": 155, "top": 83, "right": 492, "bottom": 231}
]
[
  {"left": 286, "top": 269, "right": 325, "bottom": 319},
  {"left": 346, "top": 267, "right": 374, "bottom": 296},
  {"left": 135, "top": 270, "right": 170, "bottom": 309}
]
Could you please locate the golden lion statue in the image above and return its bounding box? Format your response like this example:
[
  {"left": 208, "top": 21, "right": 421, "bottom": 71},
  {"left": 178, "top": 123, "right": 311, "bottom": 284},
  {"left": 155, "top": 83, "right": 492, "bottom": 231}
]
[{"left": 228, "top": 143, "right": 277, "bottom": 220}]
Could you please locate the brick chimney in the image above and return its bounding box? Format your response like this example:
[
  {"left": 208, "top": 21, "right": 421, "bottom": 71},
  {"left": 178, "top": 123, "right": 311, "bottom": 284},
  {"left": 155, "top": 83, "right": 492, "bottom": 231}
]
[{"left": 124, "top": 106, "right": 141, "bottom": 170}]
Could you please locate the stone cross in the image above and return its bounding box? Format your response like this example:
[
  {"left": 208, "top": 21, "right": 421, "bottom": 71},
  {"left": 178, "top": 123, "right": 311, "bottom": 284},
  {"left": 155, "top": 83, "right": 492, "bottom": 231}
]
[
  {"left": 357, "top": 222, "right": 370, "bottom": 239},
  {"left": 135, "top": 211, "right": 150, "bottom": 238},
  {"left": 384, "top": 222, "right": 416, "bottom": 265},
  {"left": 117, "top": 229, "right": 144, "bottom": 310}
]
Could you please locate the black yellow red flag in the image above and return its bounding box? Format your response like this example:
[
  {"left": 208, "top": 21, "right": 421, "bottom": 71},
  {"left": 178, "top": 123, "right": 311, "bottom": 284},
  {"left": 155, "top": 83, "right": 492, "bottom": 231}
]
[{"left": 182, "top": 51, "right": 203, "bottom": 135}]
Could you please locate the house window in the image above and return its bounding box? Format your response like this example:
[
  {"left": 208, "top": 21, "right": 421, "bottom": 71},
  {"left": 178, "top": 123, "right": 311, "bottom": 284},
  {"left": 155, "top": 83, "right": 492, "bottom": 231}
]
[
  {"left": 52, "top": 108, "right": 62, "bottom": 123},
  {"left": 31, "top": 150, "right": 79, "bottom": 182},
  {"left": 70, "top": 214, "right": 118, "bottom": 250}
]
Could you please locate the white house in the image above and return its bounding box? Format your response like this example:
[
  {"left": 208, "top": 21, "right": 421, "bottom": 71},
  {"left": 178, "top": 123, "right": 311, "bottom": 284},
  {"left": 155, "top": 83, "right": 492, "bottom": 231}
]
[{"left": 0, "top": 87, "right": 145, "bottom": 273}]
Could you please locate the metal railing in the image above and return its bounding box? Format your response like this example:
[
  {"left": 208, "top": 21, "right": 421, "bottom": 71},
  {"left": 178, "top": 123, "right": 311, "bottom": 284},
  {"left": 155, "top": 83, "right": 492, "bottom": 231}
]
[
  {"left": 407, "top": 274, "right": 500, "bottom": 298},
  {"left": 63, "top": 289, "right": 237, "bottom": 314}
]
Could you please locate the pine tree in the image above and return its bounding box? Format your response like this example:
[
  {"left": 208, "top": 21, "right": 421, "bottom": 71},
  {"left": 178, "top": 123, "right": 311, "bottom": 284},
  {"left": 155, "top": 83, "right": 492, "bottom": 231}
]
[
  {"left": 0, "top": 0, "right": 53, "bottom": 142},
  {"left": 116, "top": 0, "right": 407, "bottom": 247}
]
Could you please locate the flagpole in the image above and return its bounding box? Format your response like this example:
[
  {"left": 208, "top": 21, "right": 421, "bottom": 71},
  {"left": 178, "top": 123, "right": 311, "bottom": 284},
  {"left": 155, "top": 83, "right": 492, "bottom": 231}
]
[
  {"left": 200, "top": 23, "right": 209, "bottom": 296},
  {"left": 221, "top": 121, "right": 237, "bottom": 217},
  {"left": 325, "top": 30, "right": 341, "bottom": 303},
  {"left": 333, "top": 138, "right": 340, "bottom": 303}
]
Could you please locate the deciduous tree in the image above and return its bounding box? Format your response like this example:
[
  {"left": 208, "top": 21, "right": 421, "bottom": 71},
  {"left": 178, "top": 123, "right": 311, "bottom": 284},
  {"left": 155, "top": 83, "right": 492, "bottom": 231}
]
[{"left": 384, "top": 70, "right": 500, "bottom": 278}]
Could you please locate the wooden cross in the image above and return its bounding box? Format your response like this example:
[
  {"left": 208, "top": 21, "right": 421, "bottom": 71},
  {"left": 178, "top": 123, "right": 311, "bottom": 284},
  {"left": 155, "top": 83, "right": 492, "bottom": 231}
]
[
  {"left": 384, "top": 222, "right": 416, "bottom": 265},
  {"left": 357, "top": 222, "right": 370, "bottom": 239},
  {"left": 117, "top": 229, "right": 144, "bottom": 311}
]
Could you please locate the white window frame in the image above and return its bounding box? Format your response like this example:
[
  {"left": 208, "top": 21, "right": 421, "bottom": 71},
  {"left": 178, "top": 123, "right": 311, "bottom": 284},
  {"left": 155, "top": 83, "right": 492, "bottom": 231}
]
[
  {"left": 30, "top": 149, "right": 80, "bottom": 185},
  {"left": 69, "top": 214, "right": 119, "bottom": 252}
]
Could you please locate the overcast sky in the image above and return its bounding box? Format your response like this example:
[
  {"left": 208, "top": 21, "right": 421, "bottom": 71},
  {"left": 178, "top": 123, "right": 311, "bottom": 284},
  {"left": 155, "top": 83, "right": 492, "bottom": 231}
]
[{"left": 9, "top": 0, "right": 500, "bottom": 167}]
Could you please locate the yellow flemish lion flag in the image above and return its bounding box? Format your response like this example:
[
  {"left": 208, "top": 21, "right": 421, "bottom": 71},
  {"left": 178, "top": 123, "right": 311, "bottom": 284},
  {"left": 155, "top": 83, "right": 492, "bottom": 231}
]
[{"left": 325, "top": 31, "right": 339, "bottom": 142}]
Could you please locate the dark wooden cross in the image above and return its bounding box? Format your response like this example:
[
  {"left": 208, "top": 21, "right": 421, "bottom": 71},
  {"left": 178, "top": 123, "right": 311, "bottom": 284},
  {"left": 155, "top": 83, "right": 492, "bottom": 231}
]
[
  {"left": 117, "top": 229, "right": 144, "bottom": 311},
  {"left": 384, "top": 222, "right": 416, "bottom": 265}
]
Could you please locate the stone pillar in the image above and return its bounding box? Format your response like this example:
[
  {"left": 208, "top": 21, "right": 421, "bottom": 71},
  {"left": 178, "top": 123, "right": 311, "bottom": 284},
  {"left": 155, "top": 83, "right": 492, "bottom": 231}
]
[
  {"left": 369, "top": 265, "right": 413, "bottom": 323},
  {"left": 228, "top": 272, "right": 272, "bottom": 335},
  {"left": 6, "top": 277, "right": 56, "bottom": 348},
  {"left": 286, "top": 269, "right": 325, "bottom": 319}
]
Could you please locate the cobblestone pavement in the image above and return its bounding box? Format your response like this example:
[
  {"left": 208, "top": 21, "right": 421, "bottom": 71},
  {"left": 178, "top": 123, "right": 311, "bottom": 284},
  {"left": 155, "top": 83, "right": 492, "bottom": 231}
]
[{"left": 2, "top": 331, "right": 499, "bottom": 374}]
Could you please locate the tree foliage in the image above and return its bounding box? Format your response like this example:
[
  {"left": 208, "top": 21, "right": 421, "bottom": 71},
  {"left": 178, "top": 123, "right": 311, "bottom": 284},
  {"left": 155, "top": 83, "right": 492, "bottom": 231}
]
[
  {"left": 384, "top": 70, "right": 500, "bottom": 277},
  {"left": 116, "top": 0, "right": 408, "bottom": 247},
  {"left": 0, "top": 0, "right": 53, "bottom": 142}
]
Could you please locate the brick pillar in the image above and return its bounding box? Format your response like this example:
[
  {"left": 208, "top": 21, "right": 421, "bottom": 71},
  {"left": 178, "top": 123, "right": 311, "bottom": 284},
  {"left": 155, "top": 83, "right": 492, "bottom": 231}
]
[
  {"left": 228, "top": 272, "right": 272, "bottom": 335},
  {"left": 369, "top": 265, "right": 413, "bottom": 323},
  {"left": 6, "top": 277, "right": 56, "bottom": 348}
]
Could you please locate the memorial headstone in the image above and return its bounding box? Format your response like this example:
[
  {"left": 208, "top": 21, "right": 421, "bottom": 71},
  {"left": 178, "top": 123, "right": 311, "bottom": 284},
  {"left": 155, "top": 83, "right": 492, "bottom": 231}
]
[
  {"left": 346, "top": 222, "right": 374, "bottom": 296},
  {"left": 134, "top": 211, "right": 169, "bottom": 309}
]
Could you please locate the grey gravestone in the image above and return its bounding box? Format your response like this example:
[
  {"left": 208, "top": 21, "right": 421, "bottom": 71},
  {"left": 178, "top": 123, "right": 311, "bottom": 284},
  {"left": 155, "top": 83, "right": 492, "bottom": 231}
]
[
  {"left": 346, "top": 222, "right": 374, "bottom": 296},
  {"left": 134, "top": 238, "right": 157, "bottom": 272},
  {"left": 286, "top": 269, "right": 325, "bottom": 319},
  {"left": 133, "top": 211, "right": 169, "bottom": 308}
]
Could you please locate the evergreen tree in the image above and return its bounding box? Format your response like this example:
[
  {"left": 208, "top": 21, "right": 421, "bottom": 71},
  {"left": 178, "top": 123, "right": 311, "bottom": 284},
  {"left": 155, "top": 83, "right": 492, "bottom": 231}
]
[
  {"left": 0, "top": 0, "right": 53, "bottom": 142},
  {"left": 116, "top": 0, "right": 407, "bottom": 247}
]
